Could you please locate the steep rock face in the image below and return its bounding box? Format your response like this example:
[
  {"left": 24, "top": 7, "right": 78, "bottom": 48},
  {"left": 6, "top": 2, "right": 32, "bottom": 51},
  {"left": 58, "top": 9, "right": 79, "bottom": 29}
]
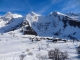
[
  {"left": 21, "top": 20, "right": 37, "bottom": 35},
  {"left": 62, "top": 16, "right": 80, "bottom": 28}
]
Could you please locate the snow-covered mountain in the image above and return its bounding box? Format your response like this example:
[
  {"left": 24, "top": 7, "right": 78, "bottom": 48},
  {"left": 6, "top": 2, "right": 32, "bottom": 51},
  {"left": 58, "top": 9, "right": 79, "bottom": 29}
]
[
  {"left": 0, "top": 12, "right": 23, "bottom": 27},
  {"left": 0, "top": 11, "right": 80, "bottom": 39},
  {"left": 0, "top": 12, "right": 37, "bottom": 35},
  {"left": 0, "top": 12, "right": 23, "bottom": 32},
  {"left": 23, "top": 11, "right": 80, "bottom": 39}
]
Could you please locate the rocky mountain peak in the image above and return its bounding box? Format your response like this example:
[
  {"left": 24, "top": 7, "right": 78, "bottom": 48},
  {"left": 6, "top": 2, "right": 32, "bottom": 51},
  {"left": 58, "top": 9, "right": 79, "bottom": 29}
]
[{"left": 3, "top": 12, "right": 13, "bottom": 18}]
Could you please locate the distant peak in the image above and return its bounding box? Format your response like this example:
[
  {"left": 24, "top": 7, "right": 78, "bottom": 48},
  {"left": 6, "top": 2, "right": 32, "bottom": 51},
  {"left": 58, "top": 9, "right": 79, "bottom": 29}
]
[
  {"left": 3, "top": 12, "right": 22, "bottom": 18},
  {"left": 5, "top": 12, "right": 12, "bottom": 15},
  {"left": 3, "top": 12, "right": 13, "bottom": 18},
  {"left": 29, "top": 12, "right": 40, "bottom": 16},
  {"left": 53, "top": 11, "right": 63, "bottom": 15},
  {"left": 7, "top": 12, "right": 12, "bottom": 14},
  {"left": 67, "top": 12, "right": 74, "bottom": 15},
  {"left": 30, "top": 12, "right": 36, "bottom": 15},
  {"left": 66, "top": 12, "right": 79, "bottom": 16},
  {"left": 49, "top": 11, "right": 66, "bottom": 16},
  {"left": 31, "top": 11, "right": 36, "bottom": 14}
]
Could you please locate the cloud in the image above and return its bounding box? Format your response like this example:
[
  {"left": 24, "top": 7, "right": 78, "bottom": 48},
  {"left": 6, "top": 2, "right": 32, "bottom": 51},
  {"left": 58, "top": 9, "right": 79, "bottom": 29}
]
[
  {"left": 37, "top": 5, "right": 50, "bottom": 14},
  {"left": 37, "top": 0, "right": 63, "bottom": 15},
  {"left": 0, "top": 0, "right": 79, "bottom": 15},
  {"left": 37, "top": 0, "right": 56, "bottom": 14},
  {"left": 24, "top": 0, "right": 33, "bottom": 12},
  {"left": 0, "top": 0, "right": 33, "bottom": 14},
  {"left": 52, "top": 0, "right": 63, "bottom": 4},
  {"left": 62, "top": 0, "right": 80, "bottom": 12},
  {"left": 75, "top": 0, "right": 80, "bottom": 5}
]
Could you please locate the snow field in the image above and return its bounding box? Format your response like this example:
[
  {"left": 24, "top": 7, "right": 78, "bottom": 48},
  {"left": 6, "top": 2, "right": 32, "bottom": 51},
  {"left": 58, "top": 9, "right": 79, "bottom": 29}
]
[{"left": 0, "top": 34, "right": 80, "bottom": 60}]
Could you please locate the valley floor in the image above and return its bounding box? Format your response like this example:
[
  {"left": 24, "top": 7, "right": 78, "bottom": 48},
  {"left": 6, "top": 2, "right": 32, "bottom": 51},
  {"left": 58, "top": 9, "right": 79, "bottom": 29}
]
[{"left": 0, "top": 33, "right": 80, "bottom": 60}]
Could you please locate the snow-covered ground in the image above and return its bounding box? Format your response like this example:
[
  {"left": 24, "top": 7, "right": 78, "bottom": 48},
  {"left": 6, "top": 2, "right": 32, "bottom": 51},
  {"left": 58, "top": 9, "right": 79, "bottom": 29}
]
[{"left": 0, "top": 33, "right": 80, "bottom": 60}]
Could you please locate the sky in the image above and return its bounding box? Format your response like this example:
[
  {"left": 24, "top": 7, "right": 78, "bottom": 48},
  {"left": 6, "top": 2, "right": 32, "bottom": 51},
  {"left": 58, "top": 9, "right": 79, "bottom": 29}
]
[{"left": 0, "top": 0, "right": 80, "bottom": 15}]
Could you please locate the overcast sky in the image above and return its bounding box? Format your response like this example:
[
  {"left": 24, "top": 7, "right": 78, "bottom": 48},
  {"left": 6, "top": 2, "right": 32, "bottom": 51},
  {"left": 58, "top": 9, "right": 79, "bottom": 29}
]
[{"left": 0, "top": 0, "right": 80, "bottom": 15}]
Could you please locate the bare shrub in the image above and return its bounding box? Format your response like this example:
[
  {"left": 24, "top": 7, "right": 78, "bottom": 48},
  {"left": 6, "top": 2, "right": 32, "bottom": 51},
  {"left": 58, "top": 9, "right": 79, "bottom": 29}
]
[
  {"left": 76, "top": 45, "right": 80, "bottom": 52},
  {"left": 19, "top": 53, "right": 26, "bottom": 60},
  {"left": 48, "top": 48, "right": 68, "bottom": 60},
  {"left": 27, "top": 52, "right": 33, "bottom": 55},
  {"left": 76, "top": 45, "right": 80, "bottom": 59},
  {"left": 38, "top": 43, "right": 42, "bottom": 51},
  {"left": 36, "top": 54, "right": 48, "bottom": 60},
  {"left": 26, "top": 49, "right": 29, "bottom": 52},
  {"left": 46, "top": 43, "right": 49, "bottom": 48}
]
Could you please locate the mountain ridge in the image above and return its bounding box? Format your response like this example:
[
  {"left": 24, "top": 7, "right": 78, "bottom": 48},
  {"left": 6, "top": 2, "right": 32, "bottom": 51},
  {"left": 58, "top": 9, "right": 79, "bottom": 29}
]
[{"left": 0, "top": 11, "right": 80, "bottom": 39}]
